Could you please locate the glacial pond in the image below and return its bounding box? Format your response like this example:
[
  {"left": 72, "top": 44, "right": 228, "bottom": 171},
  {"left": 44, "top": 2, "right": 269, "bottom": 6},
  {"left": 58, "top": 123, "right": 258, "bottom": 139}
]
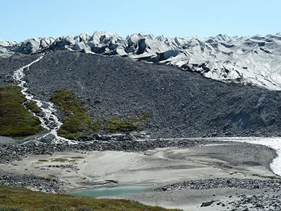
[{"left": 70, "top": 185, "right": 155, "bottom": 198}]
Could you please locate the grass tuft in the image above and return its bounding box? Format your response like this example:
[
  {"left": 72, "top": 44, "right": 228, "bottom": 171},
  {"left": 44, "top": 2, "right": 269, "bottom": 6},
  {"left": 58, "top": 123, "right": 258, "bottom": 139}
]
[
  {"left": 24, "top": 101, "right": 41, "bottom": 114},
  {"left": 0, "top": 185, "right": 179, "bottom": 211},
  {"left": 103, "top": 112, "right": 150, "bottom": 133},
  {"left": 0, "top": 85, "right": 44, "bottom": 138},
  {"left": 51, "top": 158, "right": 69, "bottom": 162},
  {"left": 51, "top": 89, "right": 94, "bottom": 140},
  {"left": 51, "top": 89, "right": 150, "bottom": 140},
  {"left": 71, "top": 156, "right": 85, "bottom": 159},
  {"left": 38, "top": 159, "right": 49, "bottom": 162},
  {"left": 104, "top": 116, "right": 140, "bottom": 132}
]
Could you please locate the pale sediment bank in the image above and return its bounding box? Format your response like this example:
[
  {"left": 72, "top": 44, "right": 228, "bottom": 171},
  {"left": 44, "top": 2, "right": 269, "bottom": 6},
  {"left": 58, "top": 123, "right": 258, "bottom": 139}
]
[
  {"left": 0, "top": 138, "right": 280, "bottom": 210},
  {"left": 0, "top": 142, "right": 277, "bottom": 191}
]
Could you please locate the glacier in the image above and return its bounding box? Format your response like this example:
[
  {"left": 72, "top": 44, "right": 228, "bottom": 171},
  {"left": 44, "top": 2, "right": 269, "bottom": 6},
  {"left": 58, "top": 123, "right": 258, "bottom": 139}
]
[{"left": 1, "top": 31, "right": 281, "bottom": 90}]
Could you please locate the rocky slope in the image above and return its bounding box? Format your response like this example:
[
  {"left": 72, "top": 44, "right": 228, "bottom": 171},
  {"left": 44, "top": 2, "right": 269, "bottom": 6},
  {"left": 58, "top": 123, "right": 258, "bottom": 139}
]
[
  {"left": 1, "top": 31, "right": 281, "bottom": 90},
  {"left": 1, "top": 51, "right": 281, "bottom": 138}
]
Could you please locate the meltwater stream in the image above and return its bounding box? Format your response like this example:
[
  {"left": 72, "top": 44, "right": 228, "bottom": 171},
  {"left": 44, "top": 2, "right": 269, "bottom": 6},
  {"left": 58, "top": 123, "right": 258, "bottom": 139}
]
[{"left": 12, "top": 55, "right": 73, "bottom": 144}]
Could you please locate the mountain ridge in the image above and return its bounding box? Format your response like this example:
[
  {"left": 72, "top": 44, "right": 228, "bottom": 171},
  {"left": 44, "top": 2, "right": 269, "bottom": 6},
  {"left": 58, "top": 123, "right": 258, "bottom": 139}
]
[{"left": 1, "top": 31, "right": 281, "bottom": 90}]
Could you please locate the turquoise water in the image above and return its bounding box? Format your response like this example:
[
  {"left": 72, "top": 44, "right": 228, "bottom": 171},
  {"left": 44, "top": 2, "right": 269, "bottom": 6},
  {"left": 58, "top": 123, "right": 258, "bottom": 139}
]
[{"left": 70, "top": 185, "right": 155, "bottom": 198}]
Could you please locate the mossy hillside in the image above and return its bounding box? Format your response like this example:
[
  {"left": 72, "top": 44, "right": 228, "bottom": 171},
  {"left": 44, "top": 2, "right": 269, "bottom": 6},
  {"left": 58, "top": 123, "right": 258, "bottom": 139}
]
[
  {"left": 24, "top": 101, "right": 41, "bottom": 114},
  {"left": 50, "top": 89, "right": 94, "bottom": 140},
  {"left": 0, "top": 85, "right": 44, "bottom": 137},
  {"left": 104, "top": 117, "right": 140, "bottom": 132},
  {"left": 104, "top": 112, "right": 150, "bottom": 132},
  {"left": 51, "top": 89, "right": 150, "bottom": 140},
  {"left": 0, "top": 185, "right": 179, "bottom": 211}
]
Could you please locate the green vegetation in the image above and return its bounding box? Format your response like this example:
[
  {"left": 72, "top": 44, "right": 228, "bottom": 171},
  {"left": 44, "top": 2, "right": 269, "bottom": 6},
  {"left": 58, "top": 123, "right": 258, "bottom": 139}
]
[
  {"left": 0, "top": 86, "right": 150, "bottom": 140},
  {"left": 71, "top": 156, "right": 85, "bottom": 159},
  {"left": 139, "top": 111, "right": 150, "bottom": 123},
  {"left": 38, "top": 159, "right": 49, "bottom": 162},
  {"left": 267, "top": 176, "right": 279, "bottom": 179},
  {"left": 51, "top": 89, "right": 150, "bottom": 140},
  {"left": 260, "top": 175, "right": 280, "bottom": 180},
  {"left": 39, "top": 156, "right": 85, "bottom": 163},
  {"left": 24, "top": 101, "right": 41, "bottom": 114},
  {"left": 104, "top": 117, "right": 140, "bottom": 132},
  {"left": 0, "top": 185, "right": 179, "bottom": 211},
  {"left": 0, "top": 85, "right": 44, "bottom": 138},
  {"left": 51, "top": 158, "right": 69, "bottom": 163},
  {"left": 104, "top": 112, "right": 149, "bottom": 132},
  {"left": 50, "top": 89, "right": 94, "bottom": 140}
]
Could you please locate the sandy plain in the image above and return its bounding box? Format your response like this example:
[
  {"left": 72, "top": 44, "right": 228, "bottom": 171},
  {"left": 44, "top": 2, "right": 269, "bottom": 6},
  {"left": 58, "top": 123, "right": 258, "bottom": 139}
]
[{"left": 0, "top": 142, "right": 277, "bottom": 210}]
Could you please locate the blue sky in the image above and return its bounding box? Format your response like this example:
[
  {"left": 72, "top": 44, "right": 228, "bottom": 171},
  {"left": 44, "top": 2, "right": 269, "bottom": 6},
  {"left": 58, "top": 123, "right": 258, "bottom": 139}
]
[{"left": 1, "top": 0, "right": 281, "bottom": 42}]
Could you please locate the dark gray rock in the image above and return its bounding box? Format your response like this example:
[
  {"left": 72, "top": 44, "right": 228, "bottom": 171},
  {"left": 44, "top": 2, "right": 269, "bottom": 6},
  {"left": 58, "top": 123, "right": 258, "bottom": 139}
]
[
  {"left": 201, "top": 200, "right": 215, "bottom": 207},
  {"left": 0, "top": 53, "right": 39, "bottom": 86},
  {"left": 0, "top": 170, "right": 65, "bottom": 194},
  {"left": 155, "top": 178, "right": 281, "bottom": 211},
  {"left": 21, "top": 51, "right": 281, "bottom": 138},
  {"left": 154, "top": 178, "right": 281, "bottom": 192},
  {"left": 39, "top": 134, "right": 56, "bottom": 144}
]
